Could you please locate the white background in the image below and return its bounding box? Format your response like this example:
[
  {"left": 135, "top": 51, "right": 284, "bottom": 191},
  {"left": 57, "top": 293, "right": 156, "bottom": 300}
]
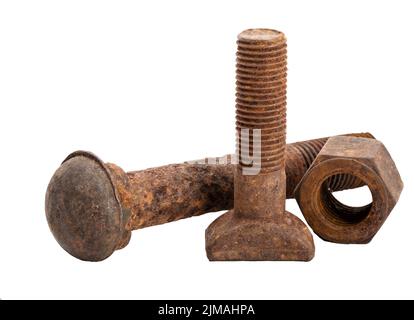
[{"left": 0, "top": 0, "right": 413, "bottom": 299}]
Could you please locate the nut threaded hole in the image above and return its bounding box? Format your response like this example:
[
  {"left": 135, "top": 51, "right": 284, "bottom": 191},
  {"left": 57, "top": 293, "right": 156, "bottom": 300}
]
[{"left": 320, "top": 175, "right": 372, "bottom": 225}]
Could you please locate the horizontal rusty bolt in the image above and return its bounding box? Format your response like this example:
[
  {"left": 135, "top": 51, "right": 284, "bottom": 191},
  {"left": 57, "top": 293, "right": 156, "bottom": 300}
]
[
  {"left": 46, "top": 133, "right": 374, "bottom": 261},
  {"left": 205, "top": 29, "right": 315, "bottom": 261},
  {"left": 295, "top": 136, "right": 403, "bottom": 244},
  {"left": 45, "top": 151, "right": 234, "bottom": 261}
]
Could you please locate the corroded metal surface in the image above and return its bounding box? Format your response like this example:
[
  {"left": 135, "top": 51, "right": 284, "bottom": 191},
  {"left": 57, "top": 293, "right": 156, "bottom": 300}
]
[
  {"left": 205, "top": 29, "right": 314, "bottom": 261},
  {"left": 295, "top": 136, "right": 403, "bottom": 243},
  {"left": 45, "top": 152, "right": 127, "bottom": 261},
  {"left": 197, "top": 131, "right": 375, "bottom": 198},
  {"left": 45, "top": 132, "right": 374, "bottom": 261},
  {"left": 46, "top": 152, "right": 234, "bottom": 261},
  {"left": 285, "top": 132, "right": 374, "bottom": 197},
  {"left": 107, "top": 162, "right": 234, "bottom": 230}
]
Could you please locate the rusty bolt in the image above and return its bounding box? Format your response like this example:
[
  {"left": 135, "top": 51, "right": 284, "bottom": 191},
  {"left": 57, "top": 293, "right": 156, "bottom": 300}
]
[
  {"left": 45, "top": 150, "right": 236, "bottom": 261},
  {"left": 295, "top": 136, "right": 403, "bottom": 244},
  {"left": 205, "top": 29, "right": 315, "bottom": 261},
  {"left": 46, "top": 132, "right": 373, "bottom": 261}
]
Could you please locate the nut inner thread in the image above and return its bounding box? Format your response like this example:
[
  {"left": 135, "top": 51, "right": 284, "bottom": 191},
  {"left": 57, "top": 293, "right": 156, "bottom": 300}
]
[
  {"left": 236, "top": 29, "right": 287, "bottom": 173},
  {"left": 321, "top": 175, "right": 373, "bottom": 225}
]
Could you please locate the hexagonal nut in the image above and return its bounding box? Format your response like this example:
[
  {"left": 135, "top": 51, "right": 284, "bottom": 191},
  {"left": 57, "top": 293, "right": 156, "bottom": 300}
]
[{"left": 294, "top": 136, "right": 403, "bottom": 244}]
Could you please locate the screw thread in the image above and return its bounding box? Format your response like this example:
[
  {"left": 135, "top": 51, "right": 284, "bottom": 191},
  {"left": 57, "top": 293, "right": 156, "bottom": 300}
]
[
  {"left": 236, "top": 29, "right": 287, "bottom": 174},
  {"left": 285, "top": 133, "right": 374, "bottom": 195},
  {"left": 288, "top": 138, "right": 327, "bottom": 167}
]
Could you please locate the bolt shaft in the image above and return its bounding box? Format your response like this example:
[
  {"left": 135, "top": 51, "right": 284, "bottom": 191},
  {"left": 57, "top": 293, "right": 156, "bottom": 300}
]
[
  {"left": 105, "top": 162, "right": 233, "bottom": 231},
  {"left": 234, "top": 29, "right": 288, "bottom": 219}
]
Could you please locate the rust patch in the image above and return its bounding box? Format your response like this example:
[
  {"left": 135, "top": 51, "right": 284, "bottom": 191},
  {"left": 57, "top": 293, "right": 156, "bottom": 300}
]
[
  {"left": 295, "top": 136, "right": 403, "bottom": 243},
  {"left": 45, "top": 134, "right": 376, "bottom": 261},
  {"left": 205, "top": 29, "right": 314, "bottom": 261}
]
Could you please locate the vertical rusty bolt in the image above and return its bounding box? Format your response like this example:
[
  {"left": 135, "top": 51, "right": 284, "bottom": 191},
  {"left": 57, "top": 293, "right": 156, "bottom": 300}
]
[
  {"left": 205, "top": 29, "right": 315, "bottom": 261},
  {"left": 46, "top": 132, "right": 373, "bottom": 261}
]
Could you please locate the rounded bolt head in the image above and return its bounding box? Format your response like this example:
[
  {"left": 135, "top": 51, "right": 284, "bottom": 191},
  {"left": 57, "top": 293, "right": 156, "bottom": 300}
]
[{"left": 45, "top": 151, "right": 128, "bottom": 261}]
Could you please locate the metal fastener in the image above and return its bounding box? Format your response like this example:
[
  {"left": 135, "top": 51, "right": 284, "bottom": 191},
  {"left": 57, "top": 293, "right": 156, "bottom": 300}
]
[
  {"left": 205, "top": 29, "right": 315, "bottom": 261},
  {"left": 295, "top": 136, "right": 403, "bottom": 243},
  {"left": 45, "top": 132, "right": 373, "bottom": 261}
]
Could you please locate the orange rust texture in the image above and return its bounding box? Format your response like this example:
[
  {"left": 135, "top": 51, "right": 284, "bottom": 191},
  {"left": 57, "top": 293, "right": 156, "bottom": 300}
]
[
  {"left": 285, "top": 132, "right": 374, "bottom": 196},
  {"left": 234, "top": 29, "right": 288, "bottom": 218},
  {"left": 205, "top": 29, "right": 314, "bottom": 261},
  {"left": 108, "top": 133, "right": 374, "bottom": 232},
  {"left": 122, "top": 164, "right": 233, "bottom": 230},
  {"left": 197, "top": 132, "right": 374, "bottom": 198},
  {"left": 295, "top": 136, "right": 403, "bottom": 244}
]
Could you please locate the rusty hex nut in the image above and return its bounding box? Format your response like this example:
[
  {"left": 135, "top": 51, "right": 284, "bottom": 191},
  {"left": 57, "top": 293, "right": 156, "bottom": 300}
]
[{"left": 295, "top": 136, "right": 403, "bottom": 244}]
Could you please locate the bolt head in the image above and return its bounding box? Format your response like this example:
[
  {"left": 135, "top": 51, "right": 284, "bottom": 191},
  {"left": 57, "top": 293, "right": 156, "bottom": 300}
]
[
  {"left": 206, "top": 210, "right": 315, "bottom": 261},
  {"left": 45, "top": 151, "right": 129, "bottom": 261}
]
